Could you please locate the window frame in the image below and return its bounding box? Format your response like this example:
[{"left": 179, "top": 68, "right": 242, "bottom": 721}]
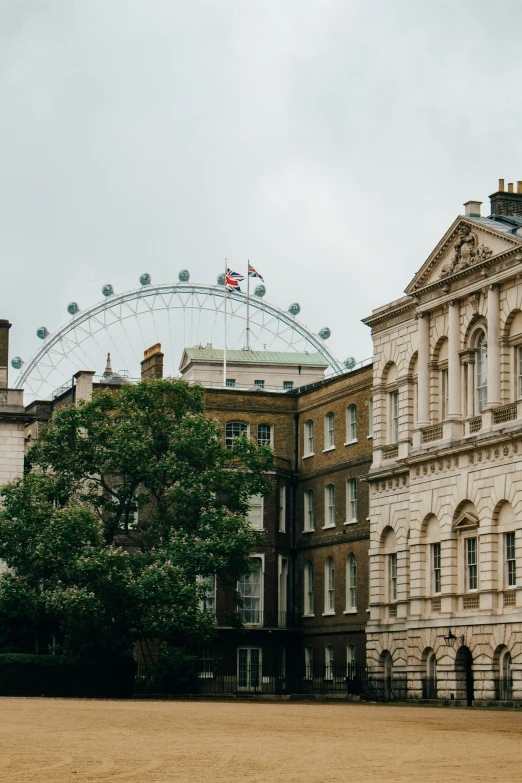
[
  {"left": 323, "top": 483, "right": 335, "bottom": 529},
  {"left": 303, "top": 560, "right": 314, "bottom": 616},
  {"left": 506, "top": 531, "right": 517, "bottom": 589},
  {"left": 390, "top": 390, "right": 399, "bottom": 444},
  {"left": 345, "top": 553, "right": 357, "bottom": 613},
  {"left": 283, "top": 380, "right": 293, "bottom": 391},
  {"left": 475, "top": 331, "right": 488, "bottom": 413},
  {"left": 303, "top": 489, "right": 314, "bottom": 532},
  {"left": 303, "top": 419, "right": 314, "bottom": 457},
  {"left": 238, "top": 555, "right": 264, "bottom": 626},
  {"left": 346, "top": 478, "right": 357, "bottom": 524},
  {"left": 225, "top": 420, "right": 249, "bottom": 449},
  {"left": 225, "top": 378, "right": 236, "bottom": 388},
  {"left": 247, "top": 494, "right": 264, "bottom": 530},
  {"left": 278, "top": 484, "right": 287, "bottom": 532},
  {"left": 368, "top": 396, "right": 374, "bottom": 438},
  {"left": 388, "top": 552, "right": 397, "bottom": 602},
  {"left": 324, "top": 645, "right": 334, "bottom": 680},
  {"left": 304, "top": 645, "right": 313, "bottom": 680},
  {"left": 324, "top": 411, "right": 335, "bottom": 451},
  {"left": 465, "top": 535, "right": 478, "bottom": 592},
  {"left": 323, "top": 556, "right": 335, "bottom": 615},
  {"left": 346, "top": 404, "right": 357, "bottom": 444},
  {"left": 346, "top": 644, "right": 356, "bottom": 678},
  {"left": 254, "top": 379, "right": 265, "bottom": 389},
  {"left": 431, "top": 542, "right": 442, "bottom": 595},
  {"left": 197, "top": 573, "right": 216, "bottom": 612},
  {"left": 257, "top": 423, "right": 273, "bottom": 447}
]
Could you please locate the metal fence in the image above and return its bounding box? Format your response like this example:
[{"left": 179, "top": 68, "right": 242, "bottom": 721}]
[{"left": 135, "top": 661, "right": 407, "bottom": 701}]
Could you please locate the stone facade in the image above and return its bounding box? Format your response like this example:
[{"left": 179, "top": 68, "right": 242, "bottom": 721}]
[
  {"left": 0, "top": 322, "right": 25, "bottom": 492},
  {"left": 363, "top": 185, "right": 522, "bottom": 704}
]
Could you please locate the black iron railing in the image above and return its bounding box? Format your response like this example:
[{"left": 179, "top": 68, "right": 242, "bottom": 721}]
[{"left": 494, "top": 676, "right": 513, "bottom": 701}]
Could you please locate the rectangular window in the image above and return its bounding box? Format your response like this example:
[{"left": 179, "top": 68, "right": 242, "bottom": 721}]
[
  {"left": 325, "top": 645, "right": 334, "bottom": 680},
  {"left": 304, "top": 562, "right": 314, "bottom": 615},
  {"left": 518, "top": 347, "right": 522, "bottom": 399},
  {"left": 283, "top": 381, "right": 293, "bottom": 390},
  {"left": 324, "top": 412, "right": 335, "bottom": 449},
  {"left": 506, "top": 532, "right": 516, "bottom": 588},
  {"left": 304, "top": 489, "right": 314, "bottom": 531},
  {"left": 238, "top": 560, "right": 263, "bottom": 625},
  {"left": 247, "top": 495, "right": 264, "bottom": 530},
  {"left": 199, "top": 646, "right": 214, "bottom": 678},
  {"left": 432, "top": 542, "right": 441, "bottom": 595},
  {"left": 368, "top": 397, "right": 373, "bottom": 437},
  {"left": 254, "top": 380, "right": 265, "bottom": 389},
  {"left": 237, "top": 647, "right": 261, "bottom": 690},
  {"left": 390, "top": 391, "right": 399, "bottom": 443},
  {"left": 347, "top": 479, "right": 357, "bottom": 523},
  {"left": 389, "top": 553, "right": 397, "bottom": 601},
  {"left": 466, "top": 537, "right": 478, "bottom": 591},
  {"left": 325, "top": 484, "right": 335, "bottom": 528},
  {"left": 225, "top": 378, "right": 236, "bottom": 388},
  {"left": 304, "top": 646, "right": 313, "bottom": 680},
  {"left": 279, "top": 485, "right": 286, "bottom": 532},
  {"left": 347, "top": 405, "right": 357, "bottom": 442},
  {"left": 257, "top": 423, "right": 272, "bottom": 446},
  {"left": 278, "top": 556, "right": 288, "bottom": 627},
  {"left": 441, "top": 369, "right": 449, "bottom": 420},
  {"left": 304, "top": 420, "right": 314, "bottom": 456},
  {"left": 198, "top": 574, "right": 216, "bottom": 612}
]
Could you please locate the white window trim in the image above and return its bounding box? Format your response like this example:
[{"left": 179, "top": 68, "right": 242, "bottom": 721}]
[
  {"left": 346, "top": 478, "right": 357, "bottom": 525},
  {"left": 302, "top": 453, "right": 315, "bottom": 460},
  {"left": 323, "top": 557, "right": 335, "bottom": 615},
  {"left": 225, "top": 421, "right": 250, "bottom": 448},
  {"left": 278, "top": 555, "right": 288, "bottom": 622},
  {"left": 303, "top": 489, "right": 314, "bottom": 533},
  {"left": 324, "top": 412, "right": 335, "bottom": 450},
  {"left": 460, "top": 532, "right": 479, "bottom": 594},
  {"left": 247, "top": 494, "right": 264, "bottom": 530},
  {"left": 237, "top": 555, "right": 265, "bottom": 627},
  {"left": 346, "top": 405, "right": 357, "bottom": 444},
  {"left": 257, "top": 423, "right": 274, "bottom": 448},
  {"left": 278, "top": 484, "right": 287, "bottom": 532},
  {"left": 303, "top": 561, "right": 314, "bottom": 617},
  {"left": 323, "top": 484, "right": 335, "bottom": 529},
  {"left": 344, "top": 439, "right": 358, "bottom": 446},
  {"left": 322, "top": 446, "right": 336, "bottom": 453},
  {"left": 304, "top": 420, "right": 314, "bottom": 457}
]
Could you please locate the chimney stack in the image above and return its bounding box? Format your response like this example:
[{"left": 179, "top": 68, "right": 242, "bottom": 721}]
[
  {"left": 490, "top": 177, "right": 522, "bottom": 218},
  {"left": 141, "top": 343, "right": 164, "bottom": 380},
  {"left": 464, "top": 200, "right": 482, "bottom": 218},
  {"left": 0, "top": 320, "right": 11, "bottom": 388}
]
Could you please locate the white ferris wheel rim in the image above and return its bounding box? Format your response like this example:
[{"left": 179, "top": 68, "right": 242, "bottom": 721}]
[{"left": 15, "top": 282, "right": 342, "bottom": 393}]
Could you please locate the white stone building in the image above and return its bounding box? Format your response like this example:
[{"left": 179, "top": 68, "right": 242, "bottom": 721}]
[
  {"left": 0, "top": 321, "right": 25, "bottom": 491},
  {"left": 363, "top": 180, "right": 522, "bottom": 704}
]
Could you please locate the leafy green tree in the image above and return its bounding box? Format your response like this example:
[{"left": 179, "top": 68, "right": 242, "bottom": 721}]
[{"left": 0, "top": 380, "right": 273, "bottom": 656}]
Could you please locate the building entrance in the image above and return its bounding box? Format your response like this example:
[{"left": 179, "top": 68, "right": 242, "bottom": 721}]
[{"left": 455, "top": 646, "right": 474, "bottom": 706}]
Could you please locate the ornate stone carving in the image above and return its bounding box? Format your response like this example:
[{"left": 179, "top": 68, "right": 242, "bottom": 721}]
[{"left": 440, "top": 226, "right": 493, "bottom": 278}]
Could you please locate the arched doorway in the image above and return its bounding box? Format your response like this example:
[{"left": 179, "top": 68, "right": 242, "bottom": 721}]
[
  {"left": 422, "top": 648, "right": 437, "bottom": 699},
  {"left": 496, "top": 647, "right": 513, "bottom": 700},
  {"left": 382, "top": 650, "right": 393, "bottom": 701},
  {"left": 455, "top": 646, "right": 473, "bottom": 706}
]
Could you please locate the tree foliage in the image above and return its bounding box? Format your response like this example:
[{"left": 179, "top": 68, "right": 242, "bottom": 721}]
[{"left": 0, "top": 380, "right": 273, "bottom": 656}]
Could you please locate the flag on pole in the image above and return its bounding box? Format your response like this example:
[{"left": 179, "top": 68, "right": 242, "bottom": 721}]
[
  {"left": 225, "top": 268, "right": 245, "bottom": 292},
  {"left": 248, "top": 263, "right": 264, "bottom": 281}
]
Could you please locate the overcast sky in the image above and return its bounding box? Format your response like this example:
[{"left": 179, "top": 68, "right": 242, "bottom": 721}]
[{"left": 2, "top": 0, "right": 522, "bottom": 383}]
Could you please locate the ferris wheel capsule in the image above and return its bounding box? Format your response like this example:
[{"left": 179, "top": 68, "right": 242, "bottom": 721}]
[
  {"left": 217, "top": 273, "right": 226, "bottom": 285},
  {"left": 67, "top": 302, "right": 79, "bottom": 316},
  {"left": 102, "top": 284, "right": 114, "bottom": 297},
  {"left": 140, "top": 273, "right": 151, "bottom": 286},
  {"left": 344, "top": 357, "right": 356, "bottom": 370},
  {"left": 319, "top": 327, "right": 331, "bottom": 340},
  {"left": 288, "top": 302, "right": 300, "bottom": 316},
  {"left": 178, "top": 269, "right": 190, "bottom": 282},
  {"left": 11, "top": 357, "right": 23, "bottom": 370},
  {"left": 254, "top": 284, "right": 266, "bottom": 298},
  {"left": 36, "top": 327, "right": 49, "bottom": 340}
]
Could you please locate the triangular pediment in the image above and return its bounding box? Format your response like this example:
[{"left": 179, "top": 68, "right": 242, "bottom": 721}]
[{"left": 405, "top": 217, "right": 522, "bottom": 294}]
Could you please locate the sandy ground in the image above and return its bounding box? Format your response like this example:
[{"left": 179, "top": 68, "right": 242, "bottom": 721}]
[{"left": 0, "top": 698, "right": 520, "bottom": 783}]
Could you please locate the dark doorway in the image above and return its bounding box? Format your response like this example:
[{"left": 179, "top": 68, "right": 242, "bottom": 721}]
[{"left": 456, "top": 646, "right": 474, "bottom": 706}]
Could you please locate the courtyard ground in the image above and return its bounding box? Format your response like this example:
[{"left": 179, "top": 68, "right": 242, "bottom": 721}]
[{"left": 0, "top": 698, "right": 520, "bottom": 782}]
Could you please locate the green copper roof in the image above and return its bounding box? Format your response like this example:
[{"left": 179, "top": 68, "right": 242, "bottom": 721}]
[{"left": 183, "top": 348, "right": 329, "bottom": 367}]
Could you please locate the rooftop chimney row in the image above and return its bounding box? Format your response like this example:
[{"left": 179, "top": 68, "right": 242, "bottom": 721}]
[{"left": 490, "top": 178, "right": 522, "bottom": 218}]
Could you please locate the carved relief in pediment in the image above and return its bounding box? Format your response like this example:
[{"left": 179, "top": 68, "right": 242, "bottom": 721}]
[{"left": 440, "top": 225, "right": 493, "bottom": 278}]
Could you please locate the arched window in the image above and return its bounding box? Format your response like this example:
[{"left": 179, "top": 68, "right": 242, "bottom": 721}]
[
  {"left": 346, "top": 554, "right": 357, "bottom": 611},
  {"left": 384, "top": 363, "right": 399, "bottom": 444},
  {"left": 423, "top": 515, "right": 441, "bottom": 596},
  {"left": 225, "top": 421, "right": 248, "bottom": 449},
  {"left": 382, "top": 527, "right": 398, "bottom": 603},
  {"left": 257, "top": 423, "right": 273, "bottom": 446},
  {"left": 304, "top": 560, "right": 314, "bottom": 615},
  {"left": 324, "top": 483, "right": 335, "bottom": 528},
  {"left": 346, "top": 644, "right": 356, "bottom": 678},
  {"left": 324, "top": 412, "right": 335, "bottom": 449},
  {"left": 476, "top": 331, "right": 488, "bottom": 412},
  {"left": 347, "top": 478, "right": 357, "bottom": 523},
  {"left": 325, "top": 645, "right": 334, "bottom": 680},
  {"left": 304, "top": 419, "right": 314, "bottom": 456},
  {"left": 324, "top": 557, "right": 335, "bottom": 613},
  {"left": 423, "top": 649, "right": 437, "bottom": 698},
  {"left": 346, "top": 404, "right": 357, "bottom": 442}
]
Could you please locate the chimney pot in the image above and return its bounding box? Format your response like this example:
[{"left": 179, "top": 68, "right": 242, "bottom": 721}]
[
  {"left": 141, "top": 343, "right": 164, "bottom": 380},
  {"left": 464, "top": 200, "right": 482, "bottom": 218},
  {"left": 508, "top": 183, "right": 514, "bottom": 193},
  {"left": 499, "top": 179, "right": 505, "bottom": 192},
  {"left": 518, "top": 181, "right": 522, "bottom": 194}
]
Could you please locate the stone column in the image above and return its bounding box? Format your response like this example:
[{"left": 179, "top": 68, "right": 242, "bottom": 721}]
[
  {"left": 417, "top": 313, "right": 430, "bottom": 426},
  {"left": 447, "top": 300, "right": 461, "bottom": 418},
  {"left": 487, "top": 284, "right": 501, "bottom": 408}
]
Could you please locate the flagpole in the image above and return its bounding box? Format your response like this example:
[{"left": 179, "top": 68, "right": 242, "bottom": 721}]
[
  {"left": 223, "top": 259, "right": 227, "bottom": 387},
  {"left": 246, "top": 261, "right": 250, "bottom": 351}
]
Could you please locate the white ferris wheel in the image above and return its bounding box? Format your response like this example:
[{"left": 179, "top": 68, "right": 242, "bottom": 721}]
[{"left": 12, "top": 271, "right": 349, "bottom": 402}]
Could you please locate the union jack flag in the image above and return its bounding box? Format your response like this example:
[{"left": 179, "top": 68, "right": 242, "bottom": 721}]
[
  {"left": 248, "top": 263, "right": 264, "bottom": 281},
  {"left": 225, "top": 268, "right": 245, "bottom": 292}
]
